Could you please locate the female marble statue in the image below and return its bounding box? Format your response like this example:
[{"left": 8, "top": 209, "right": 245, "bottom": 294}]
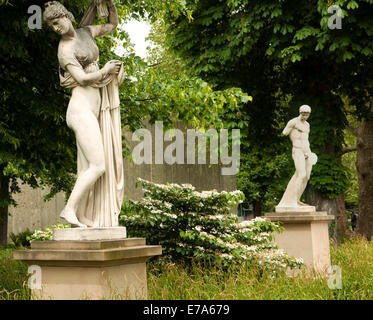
[
  {"left": 276, "top": 105, "right": 318, "bottom": 212},
  {"left": 43, "top": 1, "right": 124, "bottom": 227}
]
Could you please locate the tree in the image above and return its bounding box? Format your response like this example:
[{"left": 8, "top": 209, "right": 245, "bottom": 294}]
[
  {"left": 0, "top": 0, "right": 85, "bottom": 246},
  {"left": 150, "top": 1, "right": 345, "bottom": 225}
]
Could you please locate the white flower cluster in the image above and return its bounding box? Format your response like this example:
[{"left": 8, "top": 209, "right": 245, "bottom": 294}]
[
  {"left": 29, "top": 222, "right": 71, "bottom": 241},
  {"left": 181, "top": 183, "right": 195, "bottom": 190},
  {"left": 237, "top": 217, "right": 268, "bottom": 229},
  {"left": 162, "top": 212, "right": 177, "bottom": 219}
]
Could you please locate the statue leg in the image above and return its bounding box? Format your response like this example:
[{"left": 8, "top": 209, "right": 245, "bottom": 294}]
[
  {"left": 292, "top": 149, "right": 307, "bottom": 203},
  {"left": 278, "top": 149, "right": 306, "bottom": 207},
  {"left": 61, "top": 107, "right": 105, "bottom": 227},
  {"left": 296, "top": 156, "right": 312, "bottom": 204}
]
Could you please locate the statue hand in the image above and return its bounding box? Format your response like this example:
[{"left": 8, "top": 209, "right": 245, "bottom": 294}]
[{"left": 103, "top": 60, "right": 122, "bottom": 75}]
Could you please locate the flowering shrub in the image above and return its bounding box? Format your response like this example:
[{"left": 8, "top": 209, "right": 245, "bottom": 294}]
[
  {"left": 119, "top": 178, "right": 303, "bottom": 271},
  {"left": 27, "top": 222, "right": 71, "bottom": 242}
]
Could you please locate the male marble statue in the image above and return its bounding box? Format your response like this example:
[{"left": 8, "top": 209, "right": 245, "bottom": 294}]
[
  {"left": 275, "top": 105, "right": 318, "bottom": 212},
  {"left": 43, "top": 0, "right": 124, "bottom": 227}
]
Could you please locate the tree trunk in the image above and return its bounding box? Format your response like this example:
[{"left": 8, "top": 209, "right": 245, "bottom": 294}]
[
  {"left": 0, "top": 172, "right": 9, "bottom": 248},
  {"left": 253, "top": 200, "right": 262, "bottom": 217},
  {"left": 335, "top": 195, "right": 351, "bottom": 241},
  {"left": 356, "top": 119, "right": 373, "bottom": 240}
]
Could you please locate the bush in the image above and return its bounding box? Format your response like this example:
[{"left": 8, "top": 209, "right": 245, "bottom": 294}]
[
  {"left": 27, "top": 222, "right": 71, "bottom": 242},
  {"left": 119, "top": 178, "right": 303, "bottom": 271},
  {"left": 6, "top": 229, "right": 33, "bottom": 249}
]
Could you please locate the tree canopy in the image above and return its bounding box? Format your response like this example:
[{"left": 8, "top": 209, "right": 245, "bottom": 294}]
[{"left": 150, "top": 0, "right": 373, "bottom": 237}]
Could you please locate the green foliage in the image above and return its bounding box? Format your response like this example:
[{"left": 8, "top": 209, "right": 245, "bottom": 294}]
[
  {"left": 27, "top": 222, "right": 71, "bottom": 242},
  {"left": 148, "top": 0, "right": 373, "bottom": 212},
  {"left": 309, "top": 154, "right": 349, "bottom": 199},
  {"left": 120, "top": 178, "right": 303, "bottom": 271},
  {"left": 120, "top": 15, "right": 250, "bottom": 138},
  {"left": 0, "top": 0, "right": 93, "bottom": 205},
  {"left": 0, "top": 249, "right": 31, "bottom": 300},
  {"left": 237, "top": 151, "right": 292, "bottom": 211},
  {"left": 6, "top": 229, "right": 33, "bottom": 249}
]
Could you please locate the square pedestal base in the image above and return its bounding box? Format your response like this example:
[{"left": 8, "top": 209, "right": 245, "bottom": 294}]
[
  {"left": 13, "top": 238, "right": 162, "bottom": 300},
  {"left": 265, "top": 211, "right": 334, "bottom": 272}
]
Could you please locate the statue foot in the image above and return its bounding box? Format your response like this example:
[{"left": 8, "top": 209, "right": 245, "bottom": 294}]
[
  {"left": 297, "top": 201, "right": 310, "bottom": 206},
  {"left": 60, "top": 207, "right": 87, "bottom": 228}
]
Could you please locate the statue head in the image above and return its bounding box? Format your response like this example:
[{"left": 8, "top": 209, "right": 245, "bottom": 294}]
[
  {"left": 299, "top": 105, "right": 311, "bottom": 121},
  {"left": 43, "top": 1, "right": 75, "bottom": 35}
]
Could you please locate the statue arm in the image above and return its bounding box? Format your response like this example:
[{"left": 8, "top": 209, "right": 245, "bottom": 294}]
[
  {"left": 79, "top": 2, "right": 97, "bottom": 28},
  {"left": 65, "top": 64, "right": 107, "bottom": 87},
  {"left": 87, "top": 0, "right": 119, "bottom": 38},
  {"left": 282, "top": 119, "right": 296, "bottom": 136}
]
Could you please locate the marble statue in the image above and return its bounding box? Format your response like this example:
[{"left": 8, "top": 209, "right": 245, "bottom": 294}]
[
  {"left": 43, "top": 0, "right": 124, "bottom": 227},
  {"left": 275, "top": 105, "right": 318, "bottom": 212}
]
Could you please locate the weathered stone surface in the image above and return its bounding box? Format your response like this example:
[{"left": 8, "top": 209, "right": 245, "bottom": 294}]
[
  {"left": 265, "top": 211, "right": 334, "bottom": 224},
  {"left": 13, "top": 237, "right": 162, "bottom": 299},
  {"left": 265, "top": 211, "right": 334, "bottom": 272},
  {"left": 52, "top": 227, "right": 127, "bottom": 241},
  {"left": 275, "top": 205, "right": 316, "bottom": 213},
  {"left": 30, "top": 238, "right": 145, "bottom": 250}
]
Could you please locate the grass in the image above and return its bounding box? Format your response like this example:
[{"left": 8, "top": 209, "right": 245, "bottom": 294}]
[
  {"left": 1, "top": 236, "right": 373, "bottom": 300},
  {"left": 0, "top": 249, "right": 31, "bottom": 300},
  {"left": 147, "top": 235, "right": 373, "bottom": 300}
]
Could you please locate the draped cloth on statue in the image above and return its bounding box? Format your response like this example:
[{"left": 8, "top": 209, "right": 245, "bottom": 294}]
[{"left": 59, "top": 61, "right": 124, "bottom": 227}]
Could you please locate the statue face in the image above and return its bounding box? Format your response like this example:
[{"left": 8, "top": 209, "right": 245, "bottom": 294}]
[
  {"left": 300, "top": 112, "right": 310, "bottom": 121},
  {"left": 48, "top": 17, "right": 72, "bottom": 36}
]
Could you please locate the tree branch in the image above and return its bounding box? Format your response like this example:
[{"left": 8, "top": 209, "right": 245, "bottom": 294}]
[
  {"left": 339, "top": 146, "right": 357, "bottom": 157},
  {"left": 122, "top": 98, "right": 158, "bottom": 102},
  {"left": 347, "top": 125, "right": 358, "bottom": 137},
  {"left": 147, "top": 62, "right": 163, "bottom": 68}
]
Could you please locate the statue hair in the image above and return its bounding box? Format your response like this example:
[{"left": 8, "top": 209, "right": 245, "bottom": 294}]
[
  {"left": 43, "top": 1, "right": 75, "bottom": 24},
  {"left": 299, "top": 105, "right": 311, "bottom": 113}
]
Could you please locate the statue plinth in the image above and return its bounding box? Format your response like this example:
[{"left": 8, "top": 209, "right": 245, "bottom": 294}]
[
  {"left": 14, "top": 229, "right": 162, "bottom": 300},
  {"left": 265, "top": 211, "right": 334, "bottom": 272},
  {"left": 275, "top": 205, "right": 316, "bottom": 213},
  {"left": 53, "top": 226, "right": 127, "bottom": 241}
]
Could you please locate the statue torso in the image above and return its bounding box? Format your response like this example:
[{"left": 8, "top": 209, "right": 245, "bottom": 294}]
[
  {"left": 289, "top": 119, "right": 310, "bottom": 151},
  {"left": 58, "top": 27, "right": 99, "bottom": 71},
  {"left": 74, "top": 27, "right": 99, "bottom": 69}
]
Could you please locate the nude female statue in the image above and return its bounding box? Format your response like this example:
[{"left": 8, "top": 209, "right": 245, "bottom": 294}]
[
  {"left": 43, "top": 1, "right": 124, "bottom": 227},
  {"left": 276, "top": 105, "right": 318, "bottom": 212}
]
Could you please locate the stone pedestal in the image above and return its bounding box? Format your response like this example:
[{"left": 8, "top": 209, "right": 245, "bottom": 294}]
[
  {"left": 275, "top": 205, "right": 315, "bottom": 213},
  {"left": 264, "top": 211, "right": 334, "bottom": 272},
  {"left": 13, "top": 229, "right": 162, "bottom": 300}
]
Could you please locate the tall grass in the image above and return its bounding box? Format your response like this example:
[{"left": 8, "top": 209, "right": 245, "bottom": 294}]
[
  {"left": 1, "top": 236, "right": 372, "bottom": 300},
  {"left": 147, "top": 236, "right": 373, "bottom": 300},
  {"left": 0, "top": 249, "right": 31, "bottom": 300}
]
